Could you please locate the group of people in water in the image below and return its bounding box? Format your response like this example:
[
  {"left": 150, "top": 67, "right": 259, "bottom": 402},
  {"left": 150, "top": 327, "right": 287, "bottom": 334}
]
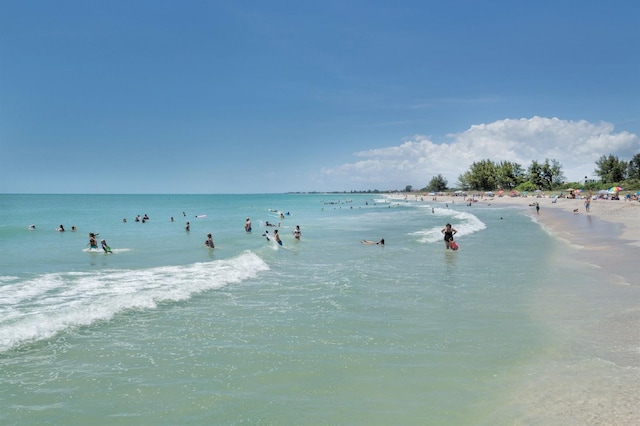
[
  {"left": 361, "top": 223, "right": 458, "bottom": 250},
  {"left": 88, "top": 232, "right": 112, "bottom": 254},
  {"left": 195, "top": 215, "right": 302, "bottom": 249},
  {"left": 31, "top": 223, "right": 113, "bottom": 253},
  {"left": 34, "top": 205, "right": 460, "bottom": 255},
  {"left": 251, "top": 216, "right": 301, "bottom": 247}
]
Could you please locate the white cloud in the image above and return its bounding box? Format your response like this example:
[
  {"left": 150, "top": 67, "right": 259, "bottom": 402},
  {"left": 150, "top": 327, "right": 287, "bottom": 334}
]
[{"left": 320, "top": 116, "right": 640, "bottom": 189}]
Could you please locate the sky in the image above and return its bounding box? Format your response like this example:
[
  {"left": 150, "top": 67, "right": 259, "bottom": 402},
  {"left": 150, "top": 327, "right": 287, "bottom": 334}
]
[{"left": 1, "top": 0, "right": 639, "bottom": 194}]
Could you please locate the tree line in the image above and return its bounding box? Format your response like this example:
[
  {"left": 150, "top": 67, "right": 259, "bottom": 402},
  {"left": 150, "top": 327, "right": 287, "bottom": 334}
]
[{"left": 423, "top": 152, "right": 640, "bottom": 192}]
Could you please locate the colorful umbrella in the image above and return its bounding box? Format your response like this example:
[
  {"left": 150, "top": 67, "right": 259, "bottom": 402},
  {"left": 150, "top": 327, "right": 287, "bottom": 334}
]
[{"left": 609, "top": 186, "right": 623, "bottom": 193}]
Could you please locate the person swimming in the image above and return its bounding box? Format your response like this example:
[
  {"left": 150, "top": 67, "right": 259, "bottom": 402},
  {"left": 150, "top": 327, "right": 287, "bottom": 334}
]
[{"left": 361, "top": 239, "right": 384, "bottom": 245}]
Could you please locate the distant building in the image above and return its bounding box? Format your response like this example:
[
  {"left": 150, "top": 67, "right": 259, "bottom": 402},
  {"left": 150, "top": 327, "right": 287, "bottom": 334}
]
[{"left": 579, "top": 176, "right": 599, "bottom": 185}]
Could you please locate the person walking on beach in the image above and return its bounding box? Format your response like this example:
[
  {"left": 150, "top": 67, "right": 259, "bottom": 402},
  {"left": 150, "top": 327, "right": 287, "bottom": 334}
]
[
  {"left": 245, "top": 218, "right": 252, "bottom": 233},
  {"left": 584, "top": 197, "right": 591, "bottom": 213},
  {"left": 441, "top": 223, "right": 457, "bottom": 250},
  {"left": 535, "top": 202, "right": 540, "bottom": 215}
]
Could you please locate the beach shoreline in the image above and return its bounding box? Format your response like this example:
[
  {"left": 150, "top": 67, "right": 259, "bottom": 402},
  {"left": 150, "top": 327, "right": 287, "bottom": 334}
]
[
  {"left": 393, "top": 191, "right": 640, "bottom": 286},
  {"left": 393, "top": 191, "right": 640, "bottom": 246},
  {"left": 390, "top": 192, "right": 640, "bottom": 423}
]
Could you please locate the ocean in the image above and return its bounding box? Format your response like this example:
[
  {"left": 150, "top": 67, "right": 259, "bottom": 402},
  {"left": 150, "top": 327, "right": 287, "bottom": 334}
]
[{"left": 1, "top": 194, "right": 638, "bottom": 425}]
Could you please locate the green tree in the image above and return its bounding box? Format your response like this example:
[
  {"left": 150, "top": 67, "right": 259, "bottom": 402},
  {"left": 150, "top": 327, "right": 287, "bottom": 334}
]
[
  {"left": 541, "top": 158, "right": 565, "bottom": 189},
  {"left": 527, "top": 160, "right": 544, "bottom": 189},
  {"left": 594, "top": 154, "right": 628, "bottom": 183},
  {"left": 495, "top": 161, "right": 525, "bottom": 190},
  {"left": 456, "top": 172, "right": 470, "bottom": 190},
  {"left": 526, "top": 158, "right": 564, "bottom": 190},
  {"left": 459, "top": 159, "right": 497, "bottom": 191},
  {"left": 627, "top": 152, "right": 640, "bottom": 180},
  {"left": 426, "top": 174, "right": 448, "bottom": 192}
]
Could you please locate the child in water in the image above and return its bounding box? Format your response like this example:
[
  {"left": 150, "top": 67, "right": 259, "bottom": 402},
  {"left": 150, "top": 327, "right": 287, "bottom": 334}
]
[{"left": 100, "top": 239, "right": 112, "bottom": 254}]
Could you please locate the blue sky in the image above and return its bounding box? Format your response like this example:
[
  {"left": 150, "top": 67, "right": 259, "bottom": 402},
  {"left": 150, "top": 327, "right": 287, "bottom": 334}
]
[{"left": 1, "top": 1, "right": 639, "bottom": 193}]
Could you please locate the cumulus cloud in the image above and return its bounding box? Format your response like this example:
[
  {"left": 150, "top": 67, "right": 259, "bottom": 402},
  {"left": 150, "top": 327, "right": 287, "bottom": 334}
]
[{"left": 320, "top": 116, "right": 640, "bottom": 189}]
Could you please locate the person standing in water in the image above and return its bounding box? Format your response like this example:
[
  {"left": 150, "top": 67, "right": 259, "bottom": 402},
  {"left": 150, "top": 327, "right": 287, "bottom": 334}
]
[
  {"left": 245, "top": 218, "right": 252, "bottom": 233},
  {"left": 441, "top": 223, "right": 457, "bottom": 250},
  {"left": 101, "top": 239, "right": 112, "bottom": 254},
  {"left": 293, "top": 225, "right": 301, "bottom": 240},
  {"left": 273, "top": 229, "right": 283, "bottom": 246},
  {"left": 88, "top": 233, "right": 98, "bottom": 250},
  {"left": 205, "top": 233, "right": 214, "bottom": 248}
]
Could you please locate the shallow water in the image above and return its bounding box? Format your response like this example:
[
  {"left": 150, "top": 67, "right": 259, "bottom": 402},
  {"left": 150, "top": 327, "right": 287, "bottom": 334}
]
[{"left": 1, "top": 194, "right": 638, "bottom": 424}]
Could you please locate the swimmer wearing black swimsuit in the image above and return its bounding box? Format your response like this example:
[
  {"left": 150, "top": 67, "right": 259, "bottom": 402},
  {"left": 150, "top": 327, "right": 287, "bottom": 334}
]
[{"left": 441, "top": 223, "right": 457, "bottom": 249}]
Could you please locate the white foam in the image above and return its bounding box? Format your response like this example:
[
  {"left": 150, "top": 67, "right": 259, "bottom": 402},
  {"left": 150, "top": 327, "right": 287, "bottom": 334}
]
[
  {"left": 0, "top": 251, "right": 269, "bottom": 352},
  {"left": 410, "top": 207, "right": 487, "bottom": 244}
]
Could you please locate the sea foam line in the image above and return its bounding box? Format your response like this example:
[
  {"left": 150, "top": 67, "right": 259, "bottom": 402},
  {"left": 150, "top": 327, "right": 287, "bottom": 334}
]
[
  {"left": 0, "top": 251, "right": 269, "bottom": 353},
  {"left": 410, "top": 206, "right": 487, "bottom": 244}
]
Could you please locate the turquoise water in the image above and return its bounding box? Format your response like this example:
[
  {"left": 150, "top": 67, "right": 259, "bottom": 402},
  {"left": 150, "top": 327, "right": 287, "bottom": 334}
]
[{"left": 1, "top": 194, "right": 638, "bottom": 424}]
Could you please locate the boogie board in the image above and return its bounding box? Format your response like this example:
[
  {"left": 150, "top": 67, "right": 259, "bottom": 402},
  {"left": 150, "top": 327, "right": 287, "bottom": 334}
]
[{"left": 450, "top": 241, "right": 459, "bottom": 251}]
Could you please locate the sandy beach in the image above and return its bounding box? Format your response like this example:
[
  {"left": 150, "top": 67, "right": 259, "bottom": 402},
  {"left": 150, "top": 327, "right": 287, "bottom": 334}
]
[
  {"left": 476, "top": 193, "right": 640, "bottom": 246},
  {"left": 394, "top": 192, "right": 640, "bottom": 423},
  {"left": 402, "top": 191, "right": 640, "bottom": 284}
]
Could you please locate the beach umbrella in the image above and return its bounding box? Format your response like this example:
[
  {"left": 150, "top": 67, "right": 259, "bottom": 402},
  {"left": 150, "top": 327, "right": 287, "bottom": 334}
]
[
  {"left": 575, "top": 189, "right": 582, "bottom": 193},
  {"left": 609, "top": 186, "right": 623, "bottom": 192},
  {"left": 566, "top": 188, "right": 575, "bottom": 192}
]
